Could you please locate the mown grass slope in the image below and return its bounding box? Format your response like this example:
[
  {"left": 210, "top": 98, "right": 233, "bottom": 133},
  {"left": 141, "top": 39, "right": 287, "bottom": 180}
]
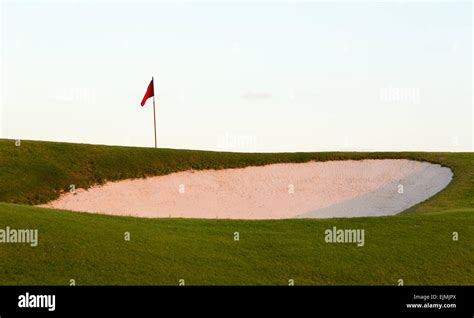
[
  {"left": 0, "top": 139, "right": 473, "bottom": 285},
  {"left": 0, "top": 203, "right": 472, "bottom": 285}
]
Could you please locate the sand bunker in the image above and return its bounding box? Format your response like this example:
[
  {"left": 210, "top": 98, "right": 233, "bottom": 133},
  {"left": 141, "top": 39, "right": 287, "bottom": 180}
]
[{"left": 40, "top": 159, "right": 452, "bottom": 220}]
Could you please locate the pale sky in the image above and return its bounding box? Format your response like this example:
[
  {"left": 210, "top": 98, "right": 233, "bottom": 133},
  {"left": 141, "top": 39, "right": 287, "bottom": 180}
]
[{"left": 1, "top": 0, "right": 472, "bottom": 152}]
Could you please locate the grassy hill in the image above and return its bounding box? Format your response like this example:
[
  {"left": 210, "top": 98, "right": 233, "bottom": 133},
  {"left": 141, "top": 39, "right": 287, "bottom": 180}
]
[{"left": 0, "top": 139, "right": 473, "bottom": 285}]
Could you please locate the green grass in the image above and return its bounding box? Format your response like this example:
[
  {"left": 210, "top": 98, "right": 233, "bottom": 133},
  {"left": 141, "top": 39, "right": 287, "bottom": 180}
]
[
  {"left": 0, "top": 204, "right": 472, "bottom": 285},
  {"left": 0, "top": 138, "right": 473, "bottom": 285}
]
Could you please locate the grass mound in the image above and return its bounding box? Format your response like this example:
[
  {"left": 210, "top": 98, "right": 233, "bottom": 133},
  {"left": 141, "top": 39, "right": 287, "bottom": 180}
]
[{"left": 1, "top": 139, "right": 472, "bottom": 215}]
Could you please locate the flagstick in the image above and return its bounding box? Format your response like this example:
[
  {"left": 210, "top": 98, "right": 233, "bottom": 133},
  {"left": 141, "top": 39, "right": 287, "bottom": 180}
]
[{"left": 152, "top": 77, "right": 157, "bottom": 148}]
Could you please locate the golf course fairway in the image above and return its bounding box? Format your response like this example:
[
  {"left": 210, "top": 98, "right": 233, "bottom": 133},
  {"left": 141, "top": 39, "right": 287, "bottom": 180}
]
[{"left": 0, "top": 139, "right": 473, "bottom": 285}]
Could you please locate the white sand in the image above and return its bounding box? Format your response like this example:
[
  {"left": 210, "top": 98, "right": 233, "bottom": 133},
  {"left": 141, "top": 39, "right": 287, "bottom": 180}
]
[{"left": 39, "top": 159, "right": 452, "bottom": 220}]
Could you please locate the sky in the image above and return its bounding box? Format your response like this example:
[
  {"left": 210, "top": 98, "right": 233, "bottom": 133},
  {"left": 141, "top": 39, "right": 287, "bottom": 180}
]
[{"left": 1, "top": 0, "right": 472, "bottom": 152}]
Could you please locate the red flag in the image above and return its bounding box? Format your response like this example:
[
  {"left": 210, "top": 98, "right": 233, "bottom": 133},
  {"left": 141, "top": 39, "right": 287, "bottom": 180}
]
[{"left": 140, "top": 78, "right": 154, "bottom": 106}]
